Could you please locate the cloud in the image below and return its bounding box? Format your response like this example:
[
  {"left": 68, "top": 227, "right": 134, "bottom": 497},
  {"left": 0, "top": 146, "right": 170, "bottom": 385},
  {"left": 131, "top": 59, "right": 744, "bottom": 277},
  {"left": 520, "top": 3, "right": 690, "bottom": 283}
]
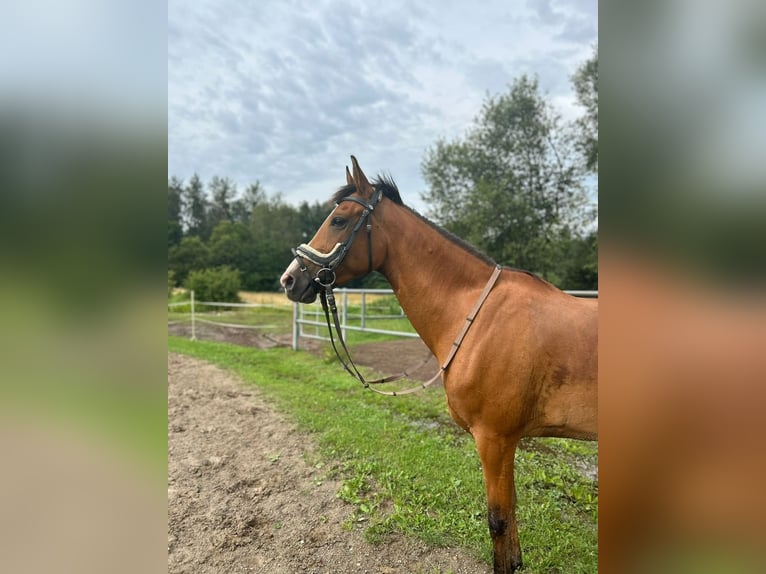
[{"left": 168, "top": 0, "right": 597, "bottom": 209}]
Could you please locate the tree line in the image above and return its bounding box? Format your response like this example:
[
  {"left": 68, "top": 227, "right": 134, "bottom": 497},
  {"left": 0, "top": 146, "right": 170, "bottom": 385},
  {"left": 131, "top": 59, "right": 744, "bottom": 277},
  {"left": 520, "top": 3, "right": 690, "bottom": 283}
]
[
  {"left": 169, "top": 46, "right": 598, "bottom": 295},
  {"left": 168, "top": 177, "right": 327, "bottom": 292}
]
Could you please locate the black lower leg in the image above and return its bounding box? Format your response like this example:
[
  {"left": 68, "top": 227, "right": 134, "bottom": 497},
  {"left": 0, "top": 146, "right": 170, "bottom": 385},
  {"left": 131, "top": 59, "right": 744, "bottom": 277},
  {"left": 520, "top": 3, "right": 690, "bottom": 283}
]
[{"left": 488, "top": 505, "right": 522, "bottom": 573}]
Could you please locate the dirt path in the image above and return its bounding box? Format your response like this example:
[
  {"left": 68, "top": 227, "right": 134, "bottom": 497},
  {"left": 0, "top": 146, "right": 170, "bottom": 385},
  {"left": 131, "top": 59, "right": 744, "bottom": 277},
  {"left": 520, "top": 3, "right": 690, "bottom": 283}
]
[
  {"left": 167, "top": 323, "right": 440, "bottom": 383},
  {"left": 168, "top": 353, "right": 490, "bottom": 574}
]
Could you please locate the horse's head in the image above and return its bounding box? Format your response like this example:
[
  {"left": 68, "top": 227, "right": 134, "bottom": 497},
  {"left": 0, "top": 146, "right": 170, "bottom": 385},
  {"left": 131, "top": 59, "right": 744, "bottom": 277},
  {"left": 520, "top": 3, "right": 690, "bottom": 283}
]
[{"left": 281, "top": 156, "right": 392, "bottom": 303}]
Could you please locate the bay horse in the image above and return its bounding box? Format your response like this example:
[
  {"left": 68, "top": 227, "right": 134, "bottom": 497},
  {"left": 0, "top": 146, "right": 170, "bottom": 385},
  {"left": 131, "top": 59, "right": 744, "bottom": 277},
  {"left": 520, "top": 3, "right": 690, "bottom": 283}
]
[{"left": 280, "top": 157, "right": 597, "bottom": 574}]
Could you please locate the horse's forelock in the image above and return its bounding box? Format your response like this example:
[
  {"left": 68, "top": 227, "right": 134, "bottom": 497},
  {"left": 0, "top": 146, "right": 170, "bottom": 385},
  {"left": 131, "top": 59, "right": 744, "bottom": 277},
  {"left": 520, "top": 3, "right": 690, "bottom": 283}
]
[
  {"left": 331, "top": 184, "right": 357, "bottom": 205},
  {"left": 330, "top": 175, "right": 403, "bottom": 205}
]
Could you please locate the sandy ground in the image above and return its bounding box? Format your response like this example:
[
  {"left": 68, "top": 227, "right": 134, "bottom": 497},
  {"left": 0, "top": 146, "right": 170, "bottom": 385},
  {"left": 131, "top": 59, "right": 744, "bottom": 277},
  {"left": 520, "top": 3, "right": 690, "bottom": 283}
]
[{"left": 168, "top": 352, "right": 491, "bottom": 574}]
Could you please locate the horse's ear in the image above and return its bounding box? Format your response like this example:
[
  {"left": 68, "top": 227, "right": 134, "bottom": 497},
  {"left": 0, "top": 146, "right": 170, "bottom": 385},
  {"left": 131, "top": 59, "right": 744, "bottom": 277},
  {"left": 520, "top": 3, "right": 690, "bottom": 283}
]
[
  {"left": 345, "top": 166, "right": 353, "bottom": 186},
  {"left": 350, "top": 155, "right": 373, "bottom": 198}
]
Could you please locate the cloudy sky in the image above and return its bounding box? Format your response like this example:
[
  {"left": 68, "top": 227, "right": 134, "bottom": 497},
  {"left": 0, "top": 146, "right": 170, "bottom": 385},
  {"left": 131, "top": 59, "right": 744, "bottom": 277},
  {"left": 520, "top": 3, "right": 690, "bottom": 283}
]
[{"left": 168, "top": 0, "right": 597, "bottom": 212}]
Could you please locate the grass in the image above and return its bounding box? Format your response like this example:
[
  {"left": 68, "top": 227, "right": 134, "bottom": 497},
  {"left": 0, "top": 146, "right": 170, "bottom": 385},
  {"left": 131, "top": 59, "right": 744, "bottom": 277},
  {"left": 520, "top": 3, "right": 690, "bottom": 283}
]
[{"left": 168, "top": 336, "right": 598, "bottom": 572}]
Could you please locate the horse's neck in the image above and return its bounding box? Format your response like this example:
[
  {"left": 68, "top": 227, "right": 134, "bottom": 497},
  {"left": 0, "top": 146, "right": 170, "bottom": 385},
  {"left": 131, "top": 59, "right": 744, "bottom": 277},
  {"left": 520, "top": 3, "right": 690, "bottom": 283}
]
[{"left": 378, "top": 205, "right": 496, "bottom": 364}]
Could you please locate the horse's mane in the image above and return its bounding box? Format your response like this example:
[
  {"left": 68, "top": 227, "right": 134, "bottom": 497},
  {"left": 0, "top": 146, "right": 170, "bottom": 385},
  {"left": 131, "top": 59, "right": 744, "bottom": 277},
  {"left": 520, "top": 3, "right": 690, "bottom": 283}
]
[{"left": 330, "top": 174, "right": 550, "bottom": 286}]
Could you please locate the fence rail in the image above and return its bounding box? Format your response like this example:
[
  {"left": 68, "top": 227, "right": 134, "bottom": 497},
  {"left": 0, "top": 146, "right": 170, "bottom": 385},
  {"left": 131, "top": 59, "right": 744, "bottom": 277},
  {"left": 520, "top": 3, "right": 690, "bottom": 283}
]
[
  {"left": 167, "top": 290, "right": 291, "bottom": 341},
  {"left": 169, "top": 288, "right": 597, "bottom": 349},
  {"left": 291, "top": 287, "right": 597, "bottom": 350}
]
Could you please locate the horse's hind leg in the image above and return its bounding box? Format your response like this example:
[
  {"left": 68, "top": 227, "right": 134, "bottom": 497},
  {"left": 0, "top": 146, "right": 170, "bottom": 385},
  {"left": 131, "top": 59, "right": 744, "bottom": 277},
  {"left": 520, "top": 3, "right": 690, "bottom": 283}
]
[{"left": 476, "top": 432, "right": 523, "bottom": 574}]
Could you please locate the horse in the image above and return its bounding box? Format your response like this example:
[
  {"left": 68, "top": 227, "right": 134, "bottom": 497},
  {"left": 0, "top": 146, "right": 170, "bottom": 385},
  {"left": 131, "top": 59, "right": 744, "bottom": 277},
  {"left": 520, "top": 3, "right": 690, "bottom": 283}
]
[{"left": 280, "top": 156, "right": 598, "bottom": 574}]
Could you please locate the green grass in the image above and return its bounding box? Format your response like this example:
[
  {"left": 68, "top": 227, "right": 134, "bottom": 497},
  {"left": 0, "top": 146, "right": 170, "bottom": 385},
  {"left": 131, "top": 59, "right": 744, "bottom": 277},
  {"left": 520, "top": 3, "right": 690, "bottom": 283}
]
[{"left": 168, "top": 336, "right": 598, "bottom": 572}]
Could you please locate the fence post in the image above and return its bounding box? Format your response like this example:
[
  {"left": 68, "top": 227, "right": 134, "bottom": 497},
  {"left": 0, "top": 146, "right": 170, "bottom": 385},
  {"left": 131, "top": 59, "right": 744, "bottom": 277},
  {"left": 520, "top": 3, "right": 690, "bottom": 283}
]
[
  {"left": 361, "top": 291, "right": 366, "bottom": 329},
  {"left": 292, "top": 302, "right": 299, "bottom": 351},
  {"left": 190, "top": 290, "right": 196, "bottom": 340}
]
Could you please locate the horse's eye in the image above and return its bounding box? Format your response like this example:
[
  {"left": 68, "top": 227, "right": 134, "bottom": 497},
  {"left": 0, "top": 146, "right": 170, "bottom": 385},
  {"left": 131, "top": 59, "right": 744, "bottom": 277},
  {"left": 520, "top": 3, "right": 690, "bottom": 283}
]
[{"left": 331, "top": 217, "right": 347, "bottom": 228}]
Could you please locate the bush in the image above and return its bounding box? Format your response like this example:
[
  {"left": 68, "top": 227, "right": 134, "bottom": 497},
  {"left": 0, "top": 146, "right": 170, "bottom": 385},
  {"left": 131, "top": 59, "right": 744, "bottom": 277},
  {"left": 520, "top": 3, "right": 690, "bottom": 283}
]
[
  {"left": 184, "top": 266, "right": 242, "bottom": 303},
  {"left": 168, "top": 270, "right": 176, "bottom": 298}
]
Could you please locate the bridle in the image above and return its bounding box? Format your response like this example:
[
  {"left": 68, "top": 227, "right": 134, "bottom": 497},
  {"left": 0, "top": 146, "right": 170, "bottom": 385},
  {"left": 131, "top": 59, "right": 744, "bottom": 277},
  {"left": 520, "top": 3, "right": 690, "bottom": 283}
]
[
  {"left": 291, "top": 189, "right": 383, "bottom": 290},
  {"left": 290, "top": 189, "right": 503, "bottom": 396}
]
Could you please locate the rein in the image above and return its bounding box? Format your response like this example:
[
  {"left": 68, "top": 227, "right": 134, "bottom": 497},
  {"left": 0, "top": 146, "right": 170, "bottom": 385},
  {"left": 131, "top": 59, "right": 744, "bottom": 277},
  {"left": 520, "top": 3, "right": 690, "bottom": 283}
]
[
  {"left": 290, "top": 189, "right": 503, "bottom": 396},
  {"left": 319, "top": 265, "right": 503, "bottom": 396}
]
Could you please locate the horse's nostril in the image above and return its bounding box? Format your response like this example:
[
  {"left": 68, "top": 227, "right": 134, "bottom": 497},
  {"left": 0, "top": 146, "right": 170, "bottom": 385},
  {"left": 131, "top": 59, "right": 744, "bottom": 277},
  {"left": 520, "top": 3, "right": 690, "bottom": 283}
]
[{"left": 280, "top": 270, "right": 294, "bottom": 290}]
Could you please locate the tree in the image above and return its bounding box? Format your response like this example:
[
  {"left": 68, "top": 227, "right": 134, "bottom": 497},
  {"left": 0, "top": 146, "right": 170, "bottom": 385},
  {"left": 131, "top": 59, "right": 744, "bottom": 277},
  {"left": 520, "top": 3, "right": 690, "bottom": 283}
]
[
  {"left": 168, "top": 177, "right": 184, "bottom": 248},
  {"left": 296, "top": 200, "right": 328, "bottom": 242},
  {"left": 183, "top": 173, "right": 209, "bottom": 239},
  {"left": 562, "top": 230, "right": 598, "bottom": 289},
  {"left": 184, "top": 266, "right": 241, "bottom": 303},
  {"left": 208, "top": 220, "right": 258, "bottom": 289},
  {"left": 572, "top": 45, "right": 598, "bottom": 173},
  {"left": 207, "top": 175, "right": 237, "bottom": 230},
  {"left": 232, "top": 182, "right": 265, "bottom": 224},
  {"left": 249, "top": 194, "right": 306, "bottom": 291},
  {"left": 167, "top": 175, "right": 326, "bottom": 292},
  {"left": 421, "top": 75, "right": 591, "bottom": 285},
  {"left": 168, "top": 270, "right": 176, "bottom": 298},
  {"left": 168, "top": 235, "right": 210, "bottom": 286}
]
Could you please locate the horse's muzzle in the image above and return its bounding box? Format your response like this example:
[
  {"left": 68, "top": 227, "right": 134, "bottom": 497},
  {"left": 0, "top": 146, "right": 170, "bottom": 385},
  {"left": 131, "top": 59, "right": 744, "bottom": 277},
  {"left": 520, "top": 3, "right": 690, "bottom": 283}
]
[{"left": 280, "top": 261, "right": 319, "bottom": 304}]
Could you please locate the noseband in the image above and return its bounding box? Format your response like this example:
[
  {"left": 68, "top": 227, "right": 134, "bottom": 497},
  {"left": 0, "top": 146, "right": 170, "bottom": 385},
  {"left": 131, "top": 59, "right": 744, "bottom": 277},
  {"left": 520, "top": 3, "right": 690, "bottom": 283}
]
[{"left": 291, "top": 189, "right": 383, "bottom": 289}]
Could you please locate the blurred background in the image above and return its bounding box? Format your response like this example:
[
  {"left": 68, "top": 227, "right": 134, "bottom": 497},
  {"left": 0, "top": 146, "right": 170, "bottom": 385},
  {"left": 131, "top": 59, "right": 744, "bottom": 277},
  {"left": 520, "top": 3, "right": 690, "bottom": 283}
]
[
  {"left": 0, "top": 1, "right": 166, "bottom": 573},
  {"left": 600, "top": 0, "right": 766, "bottom": 572}
]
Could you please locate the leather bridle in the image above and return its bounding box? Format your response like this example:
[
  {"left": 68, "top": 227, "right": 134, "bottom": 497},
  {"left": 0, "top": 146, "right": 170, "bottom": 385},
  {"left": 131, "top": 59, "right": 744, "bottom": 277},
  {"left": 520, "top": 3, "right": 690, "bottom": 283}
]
[
  {"left": 291, "top": 189, "right": 383, "bottom": 290},
  {"left": 289, "top": 190, "right": 503, "bottom": 396}
]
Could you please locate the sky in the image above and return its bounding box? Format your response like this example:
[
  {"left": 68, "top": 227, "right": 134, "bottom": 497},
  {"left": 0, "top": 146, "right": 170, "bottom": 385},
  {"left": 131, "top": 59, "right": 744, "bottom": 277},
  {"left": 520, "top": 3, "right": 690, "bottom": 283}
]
[{"left": 168, "top": 0, "right": 597, "bottom": 213}]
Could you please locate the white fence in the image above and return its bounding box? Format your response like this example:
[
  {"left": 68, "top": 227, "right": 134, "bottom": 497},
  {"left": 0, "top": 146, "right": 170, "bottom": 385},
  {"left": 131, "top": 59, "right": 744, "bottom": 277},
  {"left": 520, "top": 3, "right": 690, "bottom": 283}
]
[
  {"left": 169, "top": 288, "right": 597, "bottom": 349},
  {"left": 291, "top": 287, "right": 597, "bottom": 351},
  {"left": 167, "top": 291, "right": 289, "bottom": 341},
  {"left": 291, "top": 288, "right": 418, "bottom": 351}
]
